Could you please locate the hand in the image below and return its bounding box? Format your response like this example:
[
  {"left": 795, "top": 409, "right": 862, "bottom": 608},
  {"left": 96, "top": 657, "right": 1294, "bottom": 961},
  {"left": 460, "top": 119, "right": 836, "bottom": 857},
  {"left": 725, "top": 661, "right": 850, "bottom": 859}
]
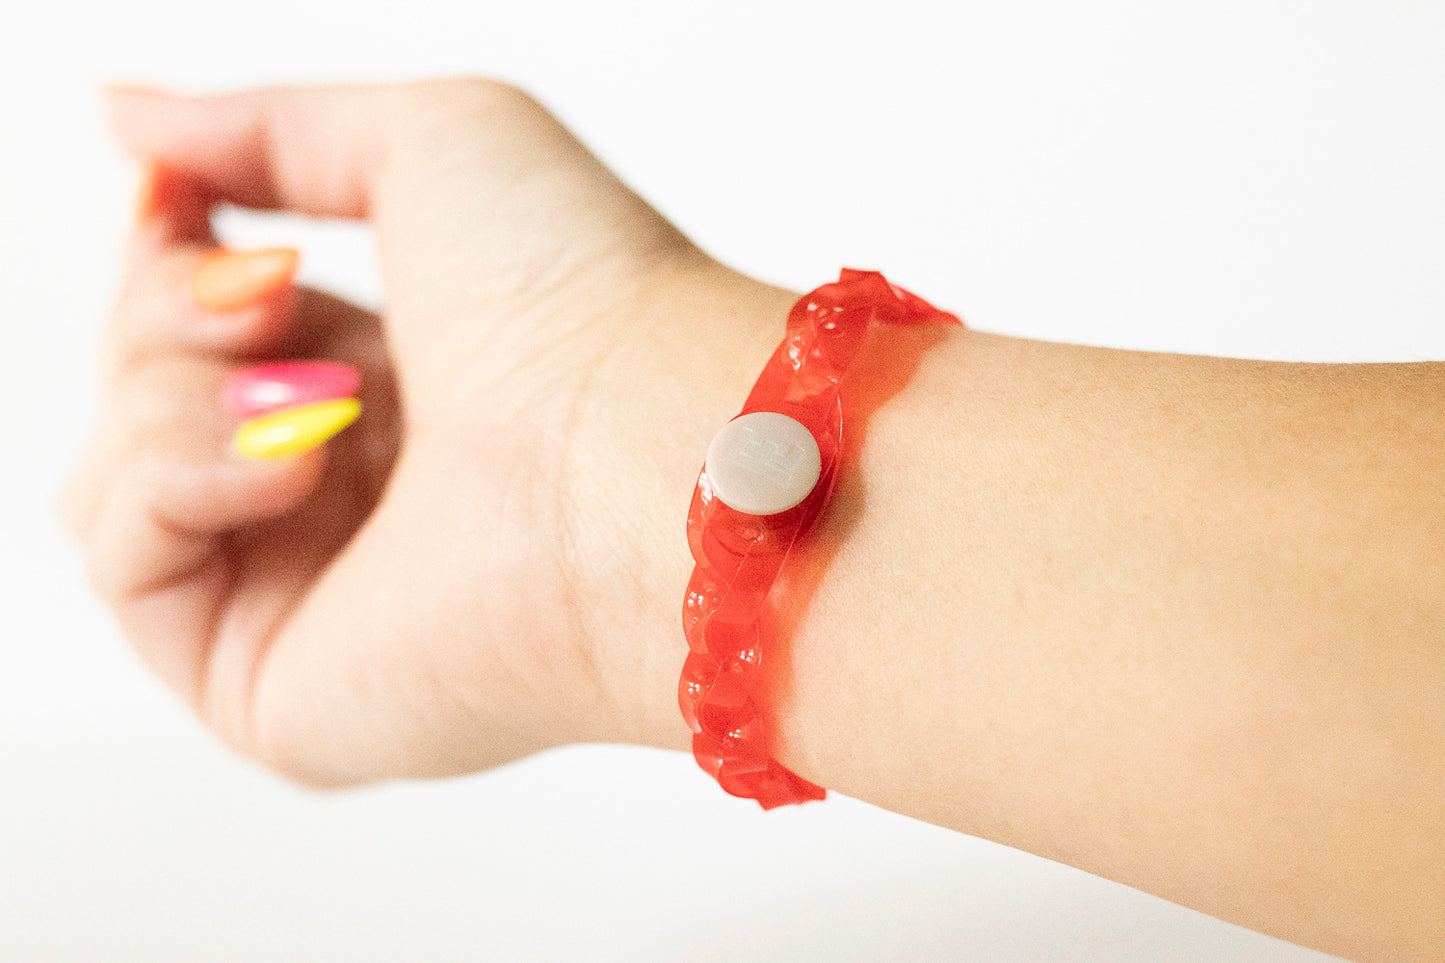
[{"left": 64, "top": 80, "right": 791, "bottom": 786}]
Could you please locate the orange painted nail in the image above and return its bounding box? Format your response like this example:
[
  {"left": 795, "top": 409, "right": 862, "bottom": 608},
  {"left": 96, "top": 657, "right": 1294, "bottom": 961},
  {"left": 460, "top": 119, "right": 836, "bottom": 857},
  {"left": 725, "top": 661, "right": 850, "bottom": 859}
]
[
  {"left": 134, "top": 162, "right": 176, "bottom": 224},
  {"left": 191, "top": 248, "right": 300, "bottom": 313}
]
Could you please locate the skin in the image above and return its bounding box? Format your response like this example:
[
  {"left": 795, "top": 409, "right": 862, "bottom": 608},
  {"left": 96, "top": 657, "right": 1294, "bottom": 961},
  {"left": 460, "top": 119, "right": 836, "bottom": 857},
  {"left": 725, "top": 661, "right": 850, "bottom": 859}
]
[{"left": 64, "top": 80, "right": 1444, "bottom": 962}]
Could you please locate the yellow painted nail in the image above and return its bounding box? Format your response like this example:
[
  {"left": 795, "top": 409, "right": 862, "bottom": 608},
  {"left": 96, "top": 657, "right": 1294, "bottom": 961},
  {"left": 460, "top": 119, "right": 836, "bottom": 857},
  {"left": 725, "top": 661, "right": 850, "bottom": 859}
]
[{"left": 232, "top": 398, "right": 361, "bottom": 460}]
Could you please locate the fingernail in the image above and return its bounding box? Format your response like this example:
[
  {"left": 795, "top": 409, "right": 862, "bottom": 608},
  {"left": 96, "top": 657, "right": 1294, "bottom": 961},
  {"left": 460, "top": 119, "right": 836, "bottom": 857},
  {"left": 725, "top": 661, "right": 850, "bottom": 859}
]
[
  {"left": 134, "top": 162, "right": 169, "bottom": 224},
  {"left": 223, "top": 361, "right": 362, "bottom": 418},
  {"left": 135, "top": 163, "right": 205, "bottom": 226},
  {"left": 192, "top": 248, "right": 299, "bottom": 313},
  {"left": 232, "top": 398, "right": 361, "bottom": 460}
]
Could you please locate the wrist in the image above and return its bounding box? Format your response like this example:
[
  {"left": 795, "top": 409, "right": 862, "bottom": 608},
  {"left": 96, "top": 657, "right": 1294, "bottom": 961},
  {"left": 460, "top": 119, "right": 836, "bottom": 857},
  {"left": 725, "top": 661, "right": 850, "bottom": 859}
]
[{"left": 562, "top": 252, "right": 795, "bottom": 751}]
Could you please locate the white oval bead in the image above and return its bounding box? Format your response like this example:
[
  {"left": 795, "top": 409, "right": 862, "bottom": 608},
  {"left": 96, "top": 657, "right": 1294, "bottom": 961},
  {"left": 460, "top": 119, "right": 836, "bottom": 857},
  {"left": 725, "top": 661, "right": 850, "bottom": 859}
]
[{"left": 704, "top": 412, "right": 823, "bottom": 516}]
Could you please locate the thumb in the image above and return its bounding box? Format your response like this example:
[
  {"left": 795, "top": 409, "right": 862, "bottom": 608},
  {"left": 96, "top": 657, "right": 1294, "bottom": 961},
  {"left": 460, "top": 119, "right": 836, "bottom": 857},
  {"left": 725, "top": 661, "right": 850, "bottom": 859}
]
[
  {"left": 103, "top": 80, "right": 662, "bottom": 284},
  {"left": 106, "top": 84, "right": 386, "bottom": 218}
]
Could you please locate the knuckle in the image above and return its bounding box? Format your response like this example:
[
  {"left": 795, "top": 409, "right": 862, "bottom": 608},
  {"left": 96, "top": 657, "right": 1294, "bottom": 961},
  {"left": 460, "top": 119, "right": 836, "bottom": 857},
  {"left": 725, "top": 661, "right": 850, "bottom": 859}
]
[
  {"left": 390, "top": 76, "right": 544, "bottom": 130},
  {"left": 81, "top": 455, "right": 162, "bottom": 606},
  {"left": 105, "top": 248, "right": 200, "bottom": 368},
  {"left": 83, "top": 528, "right": 129, "bottom": 606},
  {"left": 84, "top": 551, "right": 126, "bottom": 607},
  {"left": 114, "top": 354, "right": 225, "bottom": 447},
  {"left": 251, "top": 723, "right": 356, "bottom": 792},
  {"left": 103, "top": 364, "right": 186, "bottom": 454}
]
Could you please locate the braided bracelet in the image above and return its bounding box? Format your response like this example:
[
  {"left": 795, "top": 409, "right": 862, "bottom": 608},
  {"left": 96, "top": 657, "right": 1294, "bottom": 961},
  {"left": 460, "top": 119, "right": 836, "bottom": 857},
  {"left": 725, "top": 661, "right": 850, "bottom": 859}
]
[{"left": 679, "top": 269, "right": 962, "bottom": 808}]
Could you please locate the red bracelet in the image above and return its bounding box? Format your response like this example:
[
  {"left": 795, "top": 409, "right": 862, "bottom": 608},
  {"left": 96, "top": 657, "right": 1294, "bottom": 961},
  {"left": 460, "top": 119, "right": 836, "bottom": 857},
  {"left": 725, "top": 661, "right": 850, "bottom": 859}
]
[{"left": 679, "top": 269, "right": 962, "bottom": 808}]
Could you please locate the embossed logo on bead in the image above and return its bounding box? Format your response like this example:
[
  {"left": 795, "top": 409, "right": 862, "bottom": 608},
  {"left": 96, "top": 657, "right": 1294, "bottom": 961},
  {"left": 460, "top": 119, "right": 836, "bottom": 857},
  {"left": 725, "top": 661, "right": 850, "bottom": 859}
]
[{"left": 704, "top": 412, "right": 823, "bottom": 516}]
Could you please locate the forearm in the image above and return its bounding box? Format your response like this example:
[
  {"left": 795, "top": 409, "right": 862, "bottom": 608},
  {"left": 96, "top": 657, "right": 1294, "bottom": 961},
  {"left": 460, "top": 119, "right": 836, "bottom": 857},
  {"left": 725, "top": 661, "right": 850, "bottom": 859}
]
[
  {"left": 771, "top": 329, "right": 1445, "bottom": 960},
  {"left": 593, "top": 273, "right": 1445, "bottom": 961}
]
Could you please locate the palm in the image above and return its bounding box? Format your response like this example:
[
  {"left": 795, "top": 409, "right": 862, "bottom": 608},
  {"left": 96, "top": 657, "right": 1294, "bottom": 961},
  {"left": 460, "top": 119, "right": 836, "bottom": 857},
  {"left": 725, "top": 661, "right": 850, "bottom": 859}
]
[
  {"left": 242, "top": 346, "right": 587, "bottom": 785},
  {"left": 220, "top": 256, "right": 675, "bottom": 784}
]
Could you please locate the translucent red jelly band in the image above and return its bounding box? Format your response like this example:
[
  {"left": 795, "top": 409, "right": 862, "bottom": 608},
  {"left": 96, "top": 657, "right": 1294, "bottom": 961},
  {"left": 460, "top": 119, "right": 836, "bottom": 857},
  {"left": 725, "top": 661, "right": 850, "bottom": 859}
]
[{"left": 680, "top": 269, "right": 963, "bottom": 809}]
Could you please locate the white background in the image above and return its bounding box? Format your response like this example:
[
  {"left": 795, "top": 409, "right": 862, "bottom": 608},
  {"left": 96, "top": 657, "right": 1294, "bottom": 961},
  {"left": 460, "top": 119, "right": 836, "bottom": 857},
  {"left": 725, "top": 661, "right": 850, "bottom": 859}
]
[{"left": 3, "top": 1, "right": 1441, "bottom": 959}]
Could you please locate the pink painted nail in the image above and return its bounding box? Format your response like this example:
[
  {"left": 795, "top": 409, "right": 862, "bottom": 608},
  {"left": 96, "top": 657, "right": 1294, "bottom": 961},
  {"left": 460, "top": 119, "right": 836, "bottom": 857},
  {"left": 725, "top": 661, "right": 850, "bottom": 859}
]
[{"left": 223, "top": 361, "right": 361, "bottom": 418}]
